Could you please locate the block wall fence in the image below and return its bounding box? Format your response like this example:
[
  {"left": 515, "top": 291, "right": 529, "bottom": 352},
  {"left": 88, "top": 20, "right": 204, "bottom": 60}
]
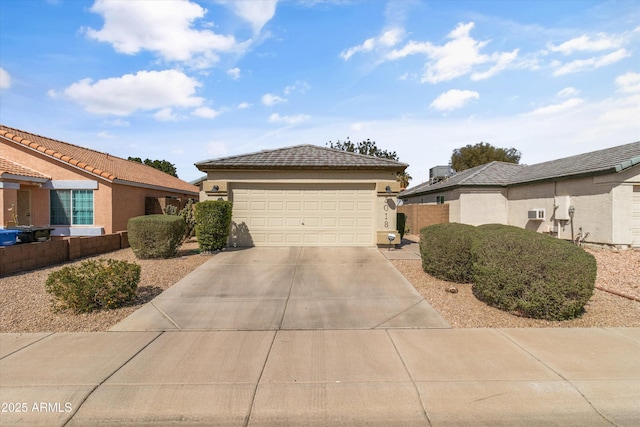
[
  {"left": 0, "top": 232, "right": 129, "bottom": 277},
  {"left": 398, "top": 204, "right": 449, "bottom": 235}
]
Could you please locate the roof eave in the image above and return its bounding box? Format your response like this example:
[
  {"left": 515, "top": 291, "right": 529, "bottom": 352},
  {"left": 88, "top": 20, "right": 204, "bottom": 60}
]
[
  {"left": 0, "top": 173, "right": 50, "bottom": 183},
  {"left": 615, "top": 155, "right": 640, "bottom": 172},
  {"left": 112, "top": 178, "right": 199, "bottom": 196}
]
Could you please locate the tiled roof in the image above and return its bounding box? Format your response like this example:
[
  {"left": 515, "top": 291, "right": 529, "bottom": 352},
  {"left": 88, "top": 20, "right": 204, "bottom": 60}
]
[
  {"left": 0, "top": 157, "right": 51, "bottom": 180},
  {"left": 400, "top": 162, "right": 524, "bottom": 197},
  {"left": 1, "top": 125, "right": 198, "bottom": 195},
  {"left": 509, "top": 141, "right": 640, "bottom": 184},
  {"left": 400, "top": 141, "right": 640, "bottom": 198},
  {"left": 196, "top": 144, "right": 408, "bottom": 171}
]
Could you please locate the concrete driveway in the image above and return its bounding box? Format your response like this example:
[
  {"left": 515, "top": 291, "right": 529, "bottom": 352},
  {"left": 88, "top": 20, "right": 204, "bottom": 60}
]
[{"left": 111, "top": 247, "right": 449, "bottom": 331}]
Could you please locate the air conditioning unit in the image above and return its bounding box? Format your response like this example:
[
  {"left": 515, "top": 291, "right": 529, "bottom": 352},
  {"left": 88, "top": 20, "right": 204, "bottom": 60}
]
[{"left": 527, "top": 208, "right": 546, "bottom": 221}]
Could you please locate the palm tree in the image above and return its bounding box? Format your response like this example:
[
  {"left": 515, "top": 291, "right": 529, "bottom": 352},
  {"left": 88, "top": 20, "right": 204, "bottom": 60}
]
[{"left": 397, "top": 171, "right": 412, "bottom": 190}]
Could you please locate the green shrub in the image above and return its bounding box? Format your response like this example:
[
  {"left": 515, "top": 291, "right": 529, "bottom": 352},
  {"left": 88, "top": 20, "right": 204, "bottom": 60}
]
[
  {"left": 419, "top": 223, "right": 479, "bottom": 283},
  {"left": 180, "top": 199, "right": 197, "bottom": 240},
  {"left": 471, "top": 226, "right": 596, "bottom": 320},
  {"left": 397, "top": 212, "right": 407, "bottom": 240},
  {"left": 45, "top": 259, "right": 140, "bottom": 313},
  {"left": 128, "top": 214, "right": 186, "bottom": 259},
  {"left": 195, "top": 200, "right": 233, "bottom": 251}
]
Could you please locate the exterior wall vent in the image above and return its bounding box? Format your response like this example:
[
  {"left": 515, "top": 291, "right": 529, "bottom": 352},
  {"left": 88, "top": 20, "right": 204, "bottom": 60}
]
[{"left": 527, "top": 208, "right": 546, "bottom": 221}]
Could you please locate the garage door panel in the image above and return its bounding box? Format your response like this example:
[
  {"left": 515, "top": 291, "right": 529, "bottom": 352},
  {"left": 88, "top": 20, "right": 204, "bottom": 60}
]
[{"left": 231, "top": 183, "right": 375, "bottom": 246}]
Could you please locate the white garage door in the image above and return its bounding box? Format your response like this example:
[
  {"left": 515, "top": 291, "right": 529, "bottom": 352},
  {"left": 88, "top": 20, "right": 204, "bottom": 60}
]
[
  {"left": 633, "top": 186, "right": 640, "bottom": 247},
  {"left": 231, "top": 183, "right": 375, "bottom": 246}
]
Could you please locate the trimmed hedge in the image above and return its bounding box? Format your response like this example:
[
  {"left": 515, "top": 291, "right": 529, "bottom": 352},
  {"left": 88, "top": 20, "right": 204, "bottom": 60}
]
[
  {"left": 46, "top": 259, "right": 140, "bottom": 313},
  {"left": 471, "top": 225, "right": 597, "bottom": 320},
  {"left": 128, "top": 214, "right": 186, "bottom": 259},
  {"left": 419, "top": 223, "right": 479, "bottom": 283},
  {"left": 195, "top": 200, "right": 233, "bottom": 251}
]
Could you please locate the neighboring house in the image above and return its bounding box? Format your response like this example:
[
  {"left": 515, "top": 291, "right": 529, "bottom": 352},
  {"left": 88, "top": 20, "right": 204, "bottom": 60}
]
[
  {"left": 400, "top": 142, "right": 640, "bottom": 248},
  {"left": 1, "top": 125, "right": 199, "bottom": 236},
  {"left": 196, "top": 144, "right": 407, "bottom": 247}
]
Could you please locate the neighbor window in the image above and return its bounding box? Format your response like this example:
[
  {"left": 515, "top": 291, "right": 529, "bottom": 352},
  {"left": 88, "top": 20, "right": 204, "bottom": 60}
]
[
  {"left": 50, "top": 190, "right": 94, "bottom": 225},
  {"left": 436, "top": 195, "right": 445, "bottom": 204}
]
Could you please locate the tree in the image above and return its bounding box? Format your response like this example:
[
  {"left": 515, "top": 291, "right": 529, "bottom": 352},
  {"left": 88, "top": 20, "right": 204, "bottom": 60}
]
[
  {"left": 327, "top": 137, "right": 398, "bottom": 160},
  {"left": 450, "top": 142, "right": 521, "bottom": 172},
  {"left": 128, "top": 157, "right": 178, "bottom": 178},
  {"left": 328, "top": 138, "right": 411, "bottom": 187}
]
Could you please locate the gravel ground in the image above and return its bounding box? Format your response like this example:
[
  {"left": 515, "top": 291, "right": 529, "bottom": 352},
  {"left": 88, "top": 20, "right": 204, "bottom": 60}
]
[
  {"left": 1, "top": 239, "right": 638, "bottom": 332},
  {"left": 0, "top": 240, "right": 211, "bottom": 333},
  {"left": 392, "top": 238, "right": 640, "bottom": 328}
]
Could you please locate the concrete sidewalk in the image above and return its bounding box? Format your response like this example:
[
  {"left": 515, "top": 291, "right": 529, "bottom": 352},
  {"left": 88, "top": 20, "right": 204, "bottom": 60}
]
[
  {"left": 1, "top": 246, "right": 639, "bottom": 425},
  {"left": 1, "top": 328, "right": 639, "bottom": 425}
]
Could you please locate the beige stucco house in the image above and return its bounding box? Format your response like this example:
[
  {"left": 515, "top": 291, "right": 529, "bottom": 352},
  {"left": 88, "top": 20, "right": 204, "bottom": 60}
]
[
  {"left": 400, "top": 142, "right": 640, "bottom": 248},
  {"left": 196, "top": 145, "right": 407, "bottom": 247},
  {"left": 1, "top": 125, "right": 199, "bottom": 236}
]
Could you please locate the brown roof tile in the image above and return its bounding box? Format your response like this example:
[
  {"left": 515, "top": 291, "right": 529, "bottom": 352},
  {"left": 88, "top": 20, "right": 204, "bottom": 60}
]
[
  {"left": 0, "top": 157, "right": 50, "bottom": 180},
  {"left": 196, "top": 144, "right": 407, "bottom": 171},
  {"left": 1, "top": 125, "right": 198, "bottom": 195}
]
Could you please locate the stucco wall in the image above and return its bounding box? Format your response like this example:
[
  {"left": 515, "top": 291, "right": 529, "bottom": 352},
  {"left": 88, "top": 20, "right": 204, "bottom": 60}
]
[
  {"left": 506, "top": 167, "right": 640, "bottom": 246},
  {"left": 199, "top": 169, "right": 402, "bottom": 246},
  {"left": 2, "top": 141, "right": 197, "bottom": 235},
  {"left": 459, "top": 189, "right": 508, "bottom": 226}
]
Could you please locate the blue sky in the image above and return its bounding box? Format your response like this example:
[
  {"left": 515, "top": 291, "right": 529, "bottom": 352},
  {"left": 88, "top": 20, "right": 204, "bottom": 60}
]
[{"left": 1, "top": 0, "right": 639, "bottom": 185}]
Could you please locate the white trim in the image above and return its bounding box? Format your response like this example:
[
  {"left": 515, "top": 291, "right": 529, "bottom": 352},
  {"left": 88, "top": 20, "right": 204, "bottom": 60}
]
[
  {"left": 0, "top": 173, "right": 49, "bottom": 183},
  {"left": 0, "top": 182, "right": 21, "bottom": 189},
  {"left": 44, "top": 180, "right": 99, "bottom": 190}
]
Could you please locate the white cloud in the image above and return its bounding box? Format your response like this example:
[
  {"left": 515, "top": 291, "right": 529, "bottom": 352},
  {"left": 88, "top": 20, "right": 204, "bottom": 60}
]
[
  {"left": 238, "top": 102, "right": 251, "bottom": 109},
  {"left": 0, "top": 67, "right": 11, "bottom": 89},
  {"left": 192, "top": 106, "right": 220, "bottom": 119},
  {"left": 548, "top": 33, "right": 623, "bottom": 55},
  {"left": 284, "top": 80, "right": 311, "bottom": 95},
  {"left": 430, "top": 89, "right": 480, "bottom": 112},
  {"left": 557, "top": 87, "right": 579, "bottom": 97},
  {"left": 341, "top": 27, "right": 404, "bottom": 60},
  {"left": 471, "top": 49, "right": 519, "bottom": 81},
  {"left": 85, "top": 0, "right": 242, "bottom": 69},
  {"left": 553, "top": 48, "right": 630, "bottom": 76},
  {"left": 386, "top": 22, "right": 515, "bottom": 83},
  {"left": 154, "top": 107, "right": 179, "bottom": 121},
  {"left": 527, "top": 98, "right": 584, "bottom": 116},
  {"left": 262, "top": 93, "right": 287, "bottom": 106},
  {"left": 223, "top": 0, "right": 277, "bottom": 34},
  {"left": 97, "top": 131, "right": 114, "bottom": 139},
  {"left": 269, "top": 113, "right": 310, "bottom": 125},
  {"left": 227, "top": 67, "right": 241, "bottom": 80},
  {"left": 105, "top": 118, "right": 130, "bottom": 127},
  {"left": 52, "top": 70, "right": 203, "bottom": 116},
  {"left": 615, "top": 72, "right": 640, "bottom": 93}
]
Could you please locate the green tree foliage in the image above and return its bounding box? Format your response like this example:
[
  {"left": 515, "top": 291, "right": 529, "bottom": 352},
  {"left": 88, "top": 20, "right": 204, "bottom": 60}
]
[
  {"left": 450, "top": 142, "right": 521, "bottom": 172},
  {"left": 128, "top": 156, "right": 178, "bottom": 178},
  {"left": 327, "top": 137, "right": 399, "bottom": 160},
  {"left": 328, "top": 137, "right": 411, "bottom": 187}
]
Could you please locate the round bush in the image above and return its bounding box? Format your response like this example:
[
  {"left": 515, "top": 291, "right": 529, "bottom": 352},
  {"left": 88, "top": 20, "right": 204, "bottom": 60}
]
[
  {"left": 128, "top": 214, "right": 186, "bottom": 259},
  {"left": 45, "top": 259, "right": 140, "bottom": 313},
  {"left": 419, "top": 223, "right": 480, "bottom": 283},
  {"left": 471, "top": 226, "right": 597, "bottom": 320}
]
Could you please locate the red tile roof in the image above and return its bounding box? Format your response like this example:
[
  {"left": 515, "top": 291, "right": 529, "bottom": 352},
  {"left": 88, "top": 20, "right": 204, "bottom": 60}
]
[
  {"left": 1, "top": 125, "right": 198, "bottom": 195},
  {"left": 0, "top": 157, "right": 51, "bottom": 180}
]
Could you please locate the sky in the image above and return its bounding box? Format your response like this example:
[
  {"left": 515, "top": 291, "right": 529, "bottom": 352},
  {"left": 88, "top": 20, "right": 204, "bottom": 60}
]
[{"left": 1, "top": 0, "right": 639, "bottom": 186}]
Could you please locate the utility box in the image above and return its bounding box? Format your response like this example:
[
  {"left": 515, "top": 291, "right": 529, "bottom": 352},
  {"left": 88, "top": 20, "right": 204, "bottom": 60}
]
[{"left": 555, "top": 196, "right": 571, "bottom": 220}]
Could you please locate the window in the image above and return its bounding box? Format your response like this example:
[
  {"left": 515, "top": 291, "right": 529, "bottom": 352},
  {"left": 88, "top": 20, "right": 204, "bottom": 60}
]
[
  {"left": 50, "top": 190, "right": 94, "bottom": 225},
  {"left": 436, "top": 195, "right": 445, "bottom": 205}
]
